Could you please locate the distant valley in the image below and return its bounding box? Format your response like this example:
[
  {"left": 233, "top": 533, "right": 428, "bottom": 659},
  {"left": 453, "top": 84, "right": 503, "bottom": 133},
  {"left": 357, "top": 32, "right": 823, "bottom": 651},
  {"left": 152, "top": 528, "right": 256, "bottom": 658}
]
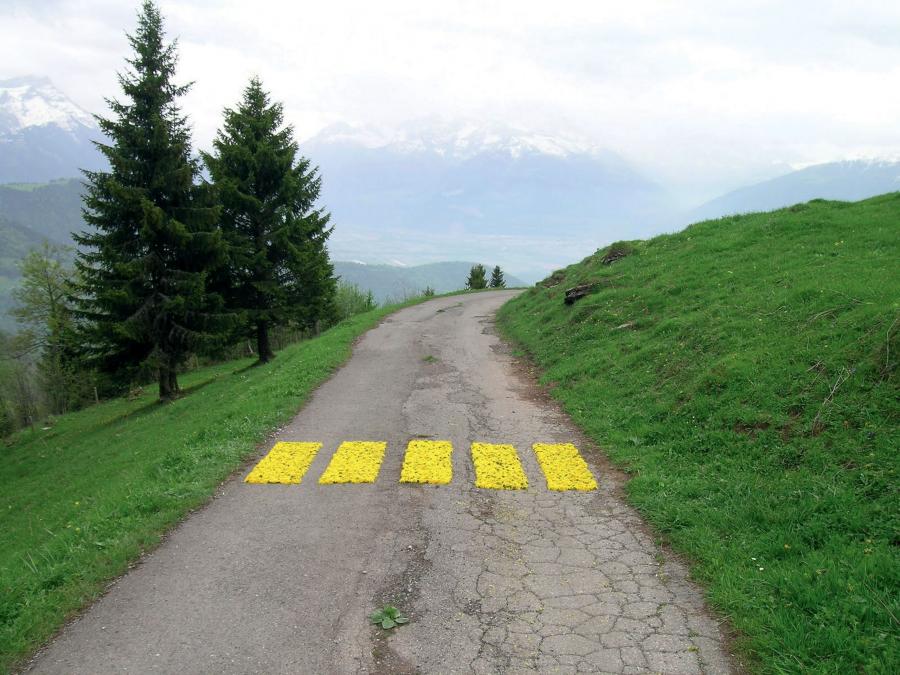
[{"left": 333, "top": 261, "right": 525, "bottom": 303}]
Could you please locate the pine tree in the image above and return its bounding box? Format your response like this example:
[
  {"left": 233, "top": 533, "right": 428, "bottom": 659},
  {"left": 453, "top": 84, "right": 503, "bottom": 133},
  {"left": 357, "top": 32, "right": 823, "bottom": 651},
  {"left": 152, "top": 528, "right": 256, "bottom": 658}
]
[
  {"left": 74, "top": 1, "right": 225, "bottom": 401},
  {"left": 203, "top": 77, "right": 335, "bottom": 363},
  {"left": 489, "top": 265, "right": 506, "bottom": 288},
  {"left": 465, "top": 264, "right": 488, "bottom": 290}
]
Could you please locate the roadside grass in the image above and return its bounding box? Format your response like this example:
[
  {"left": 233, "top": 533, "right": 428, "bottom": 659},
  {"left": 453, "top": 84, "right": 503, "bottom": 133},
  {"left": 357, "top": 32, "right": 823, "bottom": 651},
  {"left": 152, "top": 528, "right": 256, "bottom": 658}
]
[
  {"left": 0, "top": 298, "right": 434, "bottom": 672},
  {"left": 498, "top": 194, "right": 899, "bottom": 673}
]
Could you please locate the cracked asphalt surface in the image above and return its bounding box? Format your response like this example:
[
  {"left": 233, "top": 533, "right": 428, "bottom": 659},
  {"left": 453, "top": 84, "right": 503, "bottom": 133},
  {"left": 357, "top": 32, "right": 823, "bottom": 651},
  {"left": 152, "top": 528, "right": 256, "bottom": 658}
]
[{"left": 28, "top": 291, "right": 735, "bottom": 674}]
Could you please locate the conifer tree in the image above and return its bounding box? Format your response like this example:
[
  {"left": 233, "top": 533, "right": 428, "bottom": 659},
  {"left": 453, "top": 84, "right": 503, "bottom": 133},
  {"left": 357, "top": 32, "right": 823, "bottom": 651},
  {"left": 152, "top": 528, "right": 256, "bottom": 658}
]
[
  {"left": 75, "top": 1, "right": 225, "bottom": 401},
  {"left": 465, "top": 264, "right": 488, "bottom": 290},
  {"left": 489, "top": 265, "right": 506, "bottom": 288},
  {"left": 203, "top": 77, "right": 335, "bottom": 363}
]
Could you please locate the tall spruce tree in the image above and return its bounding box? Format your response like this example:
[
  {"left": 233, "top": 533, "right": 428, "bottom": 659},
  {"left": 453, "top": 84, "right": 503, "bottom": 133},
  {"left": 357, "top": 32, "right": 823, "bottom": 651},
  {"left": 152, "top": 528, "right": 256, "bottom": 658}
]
[
  {"left": 489, "top": 265, "right": 506, "bottom": 288},
  {"left": 75, "top": 1, "right": 225, "bottom": 401},
  {"left": 203, "top": 77, "right": 335, "bottom": 363}
]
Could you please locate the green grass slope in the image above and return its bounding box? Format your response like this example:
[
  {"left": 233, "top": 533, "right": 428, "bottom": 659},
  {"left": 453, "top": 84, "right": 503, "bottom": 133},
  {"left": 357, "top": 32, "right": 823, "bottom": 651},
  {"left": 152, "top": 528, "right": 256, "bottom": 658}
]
[
  {"left": 498, "top": 194, "right": 899, "bottom": 673},
  {"left": 0, "top": 301, "right": 423, "bottom": 672}
]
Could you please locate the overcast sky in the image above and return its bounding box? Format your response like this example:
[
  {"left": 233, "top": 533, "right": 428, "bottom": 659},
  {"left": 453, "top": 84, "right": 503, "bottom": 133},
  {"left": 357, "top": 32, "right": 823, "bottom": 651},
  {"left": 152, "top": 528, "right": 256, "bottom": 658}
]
[{"left": 2, "top": 0, "right": 900, "bottom": 203}]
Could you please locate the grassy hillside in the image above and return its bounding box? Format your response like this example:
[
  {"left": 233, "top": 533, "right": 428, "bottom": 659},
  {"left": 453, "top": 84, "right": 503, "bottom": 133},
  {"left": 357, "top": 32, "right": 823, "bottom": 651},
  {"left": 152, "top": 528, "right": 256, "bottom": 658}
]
[
  {"left": 0, "top": 300, "right": 423, "bottom": 672},
  {"left": 498, "top": 194, "right": 899, "bottom": 673}
]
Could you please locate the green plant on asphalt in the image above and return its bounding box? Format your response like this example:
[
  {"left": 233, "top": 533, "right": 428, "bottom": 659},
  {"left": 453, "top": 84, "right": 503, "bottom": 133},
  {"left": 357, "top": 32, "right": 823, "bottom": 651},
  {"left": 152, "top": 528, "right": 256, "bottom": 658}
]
[
  {"left": 498, "top": 193, "right": 899, "bottom": 674},
  {"left": 369, "top": 605, "right": 409, "bottom": 630}
]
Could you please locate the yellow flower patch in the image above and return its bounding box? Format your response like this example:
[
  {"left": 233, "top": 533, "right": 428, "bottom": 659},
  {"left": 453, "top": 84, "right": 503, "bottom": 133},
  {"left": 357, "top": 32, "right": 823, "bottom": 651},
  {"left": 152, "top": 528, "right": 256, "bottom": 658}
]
[
  {"left": 318, "top": 441, "right": 387, "bottom": 484},
  {"left": 532, "top": 443, "right": 597, "bottom": 491},
  {"left": 400, "top": 440, "right": 453, "bottom": 484},
  {"left": 245, "top": 442, "right": 322, "bottom": 484},
  {"left": 471, "top": 442, "right": 528, "bottom": 490}
]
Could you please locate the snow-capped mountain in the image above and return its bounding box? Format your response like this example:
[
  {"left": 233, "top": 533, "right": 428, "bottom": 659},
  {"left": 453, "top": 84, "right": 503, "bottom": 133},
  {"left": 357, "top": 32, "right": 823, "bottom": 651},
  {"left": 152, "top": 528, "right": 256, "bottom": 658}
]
[
  {"left": 0, "top": 76, "right": 105, "bottom": 183},
  {"left": 0, "top": 76, "right": 95, "bottom": 133},
  {"left": 302, "top": 119, "right": 675, "bottom": 275}
]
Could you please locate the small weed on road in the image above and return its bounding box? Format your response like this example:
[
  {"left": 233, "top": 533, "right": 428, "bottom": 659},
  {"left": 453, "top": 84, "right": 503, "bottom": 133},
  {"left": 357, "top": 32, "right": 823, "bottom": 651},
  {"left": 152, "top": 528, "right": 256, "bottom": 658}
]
[{"left": 369, "top": 605, "right": 409, "bottom": 630}]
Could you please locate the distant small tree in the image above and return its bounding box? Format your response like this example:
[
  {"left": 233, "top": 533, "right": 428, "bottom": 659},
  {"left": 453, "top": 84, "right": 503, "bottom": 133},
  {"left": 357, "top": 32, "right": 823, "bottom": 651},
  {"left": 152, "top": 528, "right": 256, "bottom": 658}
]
[
  {"left": 422, "top": 286, "right": 435, "bottom": 297},
  {"left": 333, "top": 283, "right": 376, "bottom": 322},
  {"left": 489, "top": 265, "right": 506, "bottom": 288},
  {"left": 12, "top": 244, "right": 73, "bottom": 356},
  {"left": 11, "top": 243, "right": 85, "bottom": 414},
  {"left": 465, "top": 264, "right": 488, "bottom": 290},
  {"left": 203, "top": 77, "right": 336, "bottom": 363}
]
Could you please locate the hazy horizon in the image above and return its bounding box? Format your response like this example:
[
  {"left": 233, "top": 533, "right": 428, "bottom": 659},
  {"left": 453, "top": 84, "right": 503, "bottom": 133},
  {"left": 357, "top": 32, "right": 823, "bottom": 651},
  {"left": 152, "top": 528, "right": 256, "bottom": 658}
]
[{"left": 3, "top": 1, "right": 900, "bottom": 278}]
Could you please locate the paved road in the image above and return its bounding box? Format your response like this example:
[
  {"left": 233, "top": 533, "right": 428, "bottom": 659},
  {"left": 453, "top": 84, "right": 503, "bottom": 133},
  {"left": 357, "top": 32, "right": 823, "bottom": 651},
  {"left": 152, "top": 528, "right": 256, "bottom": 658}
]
[{"left": 29, "top": 291, "right": 734, "bottom": 674}]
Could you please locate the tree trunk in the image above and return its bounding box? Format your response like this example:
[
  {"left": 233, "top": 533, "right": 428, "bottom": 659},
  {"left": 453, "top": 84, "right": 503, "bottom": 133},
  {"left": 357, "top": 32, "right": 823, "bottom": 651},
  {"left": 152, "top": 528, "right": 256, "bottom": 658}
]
[
  {"left": 158, "top": 358, "right": 180, "bottom": 401},
  {"left": 257, "top": 320, "right": 274, "bottom": 364},
  {"left": 158, "top": 364, "right": 173, "bottom": 401}
]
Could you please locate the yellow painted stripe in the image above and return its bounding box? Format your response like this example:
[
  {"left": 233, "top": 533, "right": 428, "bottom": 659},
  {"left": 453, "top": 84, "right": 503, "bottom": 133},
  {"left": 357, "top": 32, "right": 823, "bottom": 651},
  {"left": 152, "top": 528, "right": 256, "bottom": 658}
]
[
  {"left": 471, "top": 442, "right": 528, "bottom": 490},
  {"left": 245, "top": 442, "right": 322, "bottom": 484},
  {"left": 400, "top": 440, "right": 453, "bottom": 484},
  {"left": 533, "top": 443, "right": 598, "bottom": 491},
  {"left": 318, "top": 441, "right": 387, "bottom": 484}
]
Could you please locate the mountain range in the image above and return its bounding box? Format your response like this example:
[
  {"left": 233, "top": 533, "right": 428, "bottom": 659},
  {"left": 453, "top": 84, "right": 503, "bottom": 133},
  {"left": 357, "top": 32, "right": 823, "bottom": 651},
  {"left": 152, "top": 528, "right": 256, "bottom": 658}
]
[
  {"left": 303, "top": 120, "right": 675, "bottom": 276},
  {"left": 2, "top": 75, "right": 900, "bottom": 331},
  {"left": 682, "top": 159, "right": 900, "bottom": 225}
]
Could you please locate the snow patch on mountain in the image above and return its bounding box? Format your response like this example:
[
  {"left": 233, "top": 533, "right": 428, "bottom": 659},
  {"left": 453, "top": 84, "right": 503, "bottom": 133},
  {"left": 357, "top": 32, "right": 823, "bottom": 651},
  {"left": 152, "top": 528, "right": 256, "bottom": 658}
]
[
  {"left": 305, "top": 119, "right": 606, "bottom": 160},
  {"left": 0, "top": 76, "right": 96, "bottom": 136}
]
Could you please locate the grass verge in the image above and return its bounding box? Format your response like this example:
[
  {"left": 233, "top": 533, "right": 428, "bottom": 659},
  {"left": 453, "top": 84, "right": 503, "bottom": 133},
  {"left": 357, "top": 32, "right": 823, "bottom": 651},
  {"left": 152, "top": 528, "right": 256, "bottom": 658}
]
[
  {"left": 0, "top": 299, "right": 424, "bottom": 672},
  {"left": 497, "top": 194, "right": 899, "bottom": 673}
]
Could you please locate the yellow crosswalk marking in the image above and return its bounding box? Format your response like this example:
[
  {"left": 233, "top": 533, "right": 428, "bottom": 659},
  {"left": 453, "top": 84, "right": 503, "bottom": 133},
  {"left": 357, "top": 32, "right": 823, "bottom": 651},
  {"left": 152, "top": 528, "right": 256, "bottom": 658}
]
[
  {"left": 533, "top": 443, "right": 597, "bottom": 491},
  {"left": 244, "top": 442, "right": 322, "bottom": 484},
  {"left": 400, "top": 440, "right": 453, "bottom": 484},
  {"left": 318, "top": 441, "right": 387, "bottom": 484},
  {"left": 471, "top": 442, "right": 528, "bottom": 489},
  {"left": 246, "top": 439, "right": 596, "bottom": 491}
]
